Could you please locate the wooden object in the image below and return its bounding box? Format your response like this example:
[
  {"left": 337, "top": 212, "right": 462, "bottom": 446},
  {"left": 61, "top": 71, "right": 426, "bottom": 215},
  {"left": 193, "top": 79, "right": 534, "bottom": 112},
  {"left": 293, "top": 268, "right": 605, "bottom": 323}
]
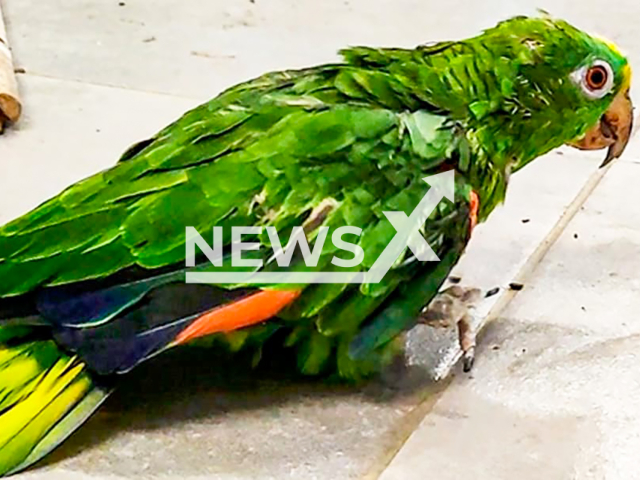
[{"left": 0, "top": 1, "right": 21, "bottom": 131}]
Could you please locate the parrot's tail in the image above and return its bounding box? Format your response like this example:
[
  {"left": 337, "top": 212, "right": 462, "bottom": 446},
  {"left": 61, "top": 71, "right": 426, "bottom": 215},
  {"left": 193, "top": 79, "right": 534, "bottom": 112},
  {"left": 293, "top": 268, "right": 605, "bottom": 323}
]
[{"left": 0, "top": 326, "right": 110, "bottom": 477}]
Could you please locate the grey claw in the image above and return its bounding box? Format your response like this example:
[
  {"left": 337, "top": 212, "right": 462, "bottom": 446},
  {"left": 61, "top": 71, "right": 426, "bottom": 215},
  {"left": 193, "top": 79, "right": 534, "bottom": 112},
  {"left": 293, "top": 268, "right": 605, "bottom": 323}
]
[{"left": 462, "top": 347, "right": 475, "bottom": 372}]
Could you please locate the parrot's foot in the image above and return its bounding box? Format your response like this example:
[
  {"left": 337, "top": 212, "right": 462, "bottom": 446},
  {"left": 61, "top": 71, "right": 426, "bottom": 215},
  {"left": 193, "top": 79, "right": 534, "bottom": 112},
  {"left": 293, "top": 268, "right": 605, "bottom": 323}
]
[{"left": 418, "top": 286, "right": 482, "bottom": 372}]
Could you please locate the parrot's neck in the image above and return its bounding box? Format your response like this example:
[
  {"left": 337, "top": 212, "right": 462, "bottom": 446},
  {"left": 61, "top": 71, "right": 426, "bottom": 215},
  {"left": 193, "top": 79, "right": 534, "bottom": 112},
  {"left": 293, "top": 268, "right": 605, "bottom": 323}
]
[{"left": 463, "top": 106, "right": 582, "bottom": 222}]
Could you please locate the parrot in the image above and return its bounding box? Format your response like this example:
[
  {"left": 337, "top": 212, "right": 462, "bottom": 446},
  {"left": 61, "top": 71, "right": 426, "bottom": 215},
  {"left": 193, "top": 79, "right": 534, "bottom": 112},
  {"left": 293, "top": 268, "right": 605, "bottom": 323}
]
[{"left": 0, "top": 15, "right": 633, "bottom": 476}]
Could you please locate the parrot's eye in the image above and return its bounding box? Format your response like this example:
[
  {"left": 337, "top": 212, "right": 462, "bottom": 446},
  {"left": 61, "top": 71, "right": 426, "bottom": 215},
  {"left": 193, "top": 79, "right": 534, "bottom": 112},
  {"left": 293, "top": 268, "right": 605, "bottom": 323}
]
[
  {"left": 586, "top": 65, "right": 608, "bottom": 90},
  {"left": 572, "top": 60, "right": 614, "bottom": 99}
]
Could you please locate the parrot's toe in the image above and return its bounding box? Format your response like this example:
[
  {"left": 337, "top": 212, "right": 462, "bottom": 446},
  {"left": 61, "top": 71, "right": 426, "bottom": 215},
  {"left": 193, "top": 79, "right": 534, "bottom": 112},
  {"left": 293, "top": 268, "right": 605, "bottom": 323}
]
[
  {"left": 419, "top": 285, "right": 481, "bottom": 371},
  {"left": 462, "top": 347, "right": 475, "bottom": 372}
]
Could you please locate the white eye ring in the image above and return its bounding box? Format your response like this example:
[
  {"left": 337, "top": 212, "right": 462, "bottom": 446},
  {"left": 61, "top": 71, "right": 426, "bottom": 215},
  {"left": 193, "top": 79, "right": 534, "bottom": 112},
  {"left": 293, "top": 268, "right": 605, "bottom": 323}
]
[{"left": 571, "top": 60, "right": 614, "bottom": 99}]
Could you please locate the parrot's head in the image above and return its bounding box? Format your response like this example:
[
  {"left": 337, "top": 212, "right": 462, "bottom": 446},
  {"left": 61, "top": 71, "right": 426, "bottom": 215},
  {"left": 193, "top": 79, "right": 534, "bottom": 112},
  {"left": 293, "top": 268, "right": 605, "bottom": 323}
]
[
  {"left": 480, "top": 16, "right": 633, "bottom": 167},
  {"left": 563, "top": 35, "right": 633, "bottom": 166}
]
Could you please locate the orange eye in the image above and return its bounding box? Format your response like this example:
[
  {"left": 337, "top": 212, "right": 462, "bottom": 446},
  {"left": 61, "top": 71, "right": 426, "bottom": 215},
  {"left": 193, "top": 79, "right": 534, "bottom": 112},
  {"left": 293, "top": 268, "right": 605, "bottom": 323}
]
[
  {"left": 571, "top": 61, "right": 614, "bottom": 99},
  {"left": 585, "top": 65, "right": 609, "bottom": 91}
]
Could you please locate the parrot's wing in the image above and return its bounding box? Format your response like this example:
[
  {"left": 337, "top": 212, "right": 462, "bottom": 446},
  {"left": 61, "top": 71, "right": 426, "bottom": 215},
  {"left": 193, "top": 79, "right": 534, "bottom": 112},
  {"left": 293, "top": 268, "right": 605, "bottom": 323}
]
[
  {"left": 0, "top": 63, "right": 476, "bottom": 377},
  {"left": 0, "top": 95, "right": 464, "bottom": 297},
  {"left": 0, "top": 100, "right": 472, "bottom": 365}
]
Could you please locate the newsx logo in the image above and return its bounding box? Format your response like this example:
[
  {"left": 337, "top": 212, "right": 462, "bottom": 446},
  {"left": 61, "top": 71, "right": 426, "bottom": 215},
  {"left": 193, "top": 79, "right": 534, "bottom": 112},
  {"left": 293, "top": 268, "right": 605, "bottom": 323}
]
[
  {"left": 186, "top": 224, "right": 365, "bottom": 270},
  {"left": 185, "top": 171, "right": 454, "bottom": 285}
]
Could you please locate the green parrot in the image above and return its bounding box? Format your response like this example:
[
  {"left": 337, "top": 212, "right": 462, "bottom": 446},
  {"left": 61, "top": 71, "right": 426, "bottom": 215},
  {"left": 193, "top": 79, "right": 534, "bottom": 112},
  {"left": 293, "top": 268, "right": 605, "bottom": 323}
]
[{"left": 0, "top": 15, "right": 633, "bottom": 476}]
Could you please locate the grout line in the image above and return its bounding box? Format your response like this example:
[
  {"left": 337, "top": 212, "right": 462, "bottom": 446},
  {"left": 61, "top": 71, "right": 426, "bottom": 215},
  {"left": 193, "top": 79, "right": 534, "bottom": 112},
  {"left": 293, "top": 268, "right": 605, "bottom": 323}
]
[
  {"left": 15, "top": 70, "right": 206, "bottom": 102},
  {"left": 369, "top": 156, "right": 626, "bottom": 480},
  {"left": 360, "top": 376, "right": 453, "bottom": 480},
  {"left": 472, "top": 163, "right": 612, "bottom": 326},
  {"left": 471, "top": 119, "right": 640, "bottom": 341}
]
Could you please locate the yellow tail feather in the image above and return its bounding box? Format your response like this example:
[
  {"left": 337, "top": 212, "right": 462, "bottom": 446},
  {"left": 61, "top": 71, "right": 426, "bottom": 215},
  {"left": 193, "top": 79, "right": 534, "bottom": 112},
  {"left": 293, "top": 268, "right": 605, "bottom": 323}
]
[{"left": 0, "top": 339, "right": 110, "bottom": 477}]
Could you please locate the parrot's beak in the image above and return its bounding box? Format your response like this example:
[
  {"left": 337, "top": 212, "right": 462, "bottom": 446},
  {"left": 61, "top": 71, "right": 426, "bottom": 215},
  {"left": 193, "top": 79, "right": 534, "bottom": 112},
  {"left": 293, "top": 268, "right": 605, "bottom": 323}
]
[{"left": 569, "top": 87, "right": 634, "bottom": 167}]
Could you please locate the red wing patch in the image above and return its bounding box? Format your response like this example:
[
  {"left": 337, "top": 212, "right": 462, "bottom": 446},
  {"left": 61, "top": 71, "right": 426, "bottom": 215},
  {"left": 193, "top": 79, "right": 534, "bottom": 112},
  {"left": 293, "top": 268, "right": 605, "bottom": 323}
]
[
  {"left": 174, "top": 289, "right": 301, "bottom": 346},
  {"left": 469, "top": 190, "right": 479, "bottom": 233}
]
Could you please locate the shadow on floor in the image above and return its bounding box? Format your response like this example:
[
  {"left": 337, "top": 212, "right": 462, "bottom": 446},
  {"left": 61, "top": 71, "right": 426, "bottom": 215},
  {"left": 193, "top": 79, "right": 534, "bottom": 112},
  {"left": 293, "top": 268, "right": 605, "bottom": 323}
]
[{"left": 38, "top": 344, "right": 439, "bottom": 470}]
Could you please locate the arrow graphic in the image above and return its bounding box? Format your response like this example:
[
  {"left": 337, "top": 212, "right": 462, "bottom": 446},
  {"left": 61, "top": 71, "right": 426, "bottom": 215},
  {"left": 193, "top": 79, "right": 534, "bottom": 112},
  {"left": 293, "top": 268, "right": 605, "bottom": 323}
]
[{"left": 364, "top": 171, "right": 454, "bottom": 283}]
